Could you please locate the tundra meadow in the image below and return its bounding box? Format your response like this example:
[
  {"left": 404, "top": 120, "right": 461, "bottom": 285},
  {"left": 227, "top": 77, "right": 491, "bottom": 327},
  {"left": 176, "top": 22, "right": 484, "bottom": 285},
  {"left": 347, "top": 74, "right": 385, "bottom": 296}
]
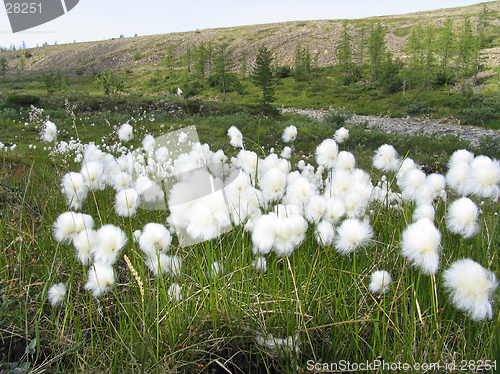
[{"left": 0, "top": 102, "right": 499, "bottom": 373}]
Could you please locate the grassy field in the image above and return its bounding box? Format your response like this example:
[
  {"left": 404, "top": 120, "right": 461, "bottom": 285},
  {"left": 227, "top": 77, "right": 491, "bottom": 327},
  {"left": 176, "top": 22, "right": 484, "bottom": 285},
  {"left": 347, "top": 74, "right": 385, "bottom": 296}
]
[{"left": 0, "top": 105, "right": 499, "bottom": 373}]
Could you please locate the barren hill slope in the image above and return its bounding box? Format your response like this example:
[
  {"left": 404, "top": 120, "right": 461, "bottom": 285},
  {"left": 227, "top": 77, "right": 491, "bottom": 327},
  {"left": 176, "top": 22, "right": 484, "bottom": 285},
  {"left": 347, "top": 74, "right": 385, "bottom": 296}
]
[{"left": 1, "top": 1, "right": 500, "bottom": 77}]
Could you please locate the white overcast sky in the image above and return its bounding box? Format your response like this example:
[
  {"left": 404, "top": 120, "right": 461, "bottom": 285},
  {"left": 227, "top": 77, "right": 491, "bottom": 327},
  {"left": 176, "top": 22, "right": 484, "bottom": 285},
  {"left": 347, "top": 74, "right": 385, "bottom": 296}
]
[{"left": 0, "top": 0, "right": 488, "bottom": 48}]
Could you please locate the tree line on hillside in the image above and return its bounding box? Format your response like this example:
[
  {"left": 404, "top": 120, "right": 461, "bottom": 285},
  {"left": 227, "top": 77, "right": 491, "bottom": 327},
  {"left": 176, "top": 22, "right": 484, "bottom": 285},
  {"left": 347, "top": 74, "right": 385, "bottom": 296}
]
[{"left": 149, "top": 6, "right": 494, "bottom": 106}]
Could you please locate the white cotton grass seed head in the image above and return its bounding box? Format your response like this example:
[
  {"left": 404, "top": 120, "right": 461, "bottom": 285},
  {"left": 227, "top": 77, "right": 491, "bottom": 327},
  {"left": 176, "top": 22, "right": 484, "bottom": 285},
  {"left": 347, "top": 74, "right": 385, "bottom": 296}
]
[
  {"left": 282, "top": 125, "right": 298, "bottom": 142},
  {"left": 133, "top": 230, "right": 141, "bottom": 242},
  {"left": 260, "top": 167, "right": 287, "bottom": 203},
  {"left": 448, "top": 149, "right": 475, "bottom": 168},
  {"left": 305, "top": 194, "right": 326, "bottom": 223},
  {"left": 53, "top": 212, "right": 94, "bottom": 244},
  {"left": 145, "top": 253, "right": 179, "bottom": 277},
  {"left": 142, "top": 134, "right": 156, "bottom": 153},
  {"left": 373, "top": 144, "right": 400, "bottom": 173},
  {"left": 113, "top": 172, "right": 132, "bottom": 191},
  {"left": 316, "top": 139, "right": 339, "bottom": 169},
  {"left": 48, "top": 283, "right": 67, "bottom": 307},
  {"left": 80, "top": 161, "right": 104, "bottom": 189},
  {"left": 446, "top": 163, "right": 470, "bottom": 196},
  {"left": 315, "top": 220, "right": 335, "bottom": 246},
  {"left": 334, "top": 127, "right": 349, "bottom": 143},
  {"left": 85, "top": 262, "right": 115, "bottom": 298},
  {"left": 252, "top": 213, "right": 278, "bottom": 255},
  {"left": 73, "top": 229, "right": 97, "bottom": 266},
  {"left": 413, "top": 204, "right": 435, "bottom": 222},
  {"left": 61, "top": 172, "right": 87, "bottom": 197},
  {"left": 426, "top": 173, "right": 446, "bottom": 195},
  {"left": 401, "top": 218, "right": 441, "bottom": 275},
  {"left": 369, "top": 270, "right": 392, "bottom": 295},
  {"left": 443, "top": 258, "right": 498, "bottom": 321},
  {"left": 114, "top": 188, "right": 140, "bottom": 217},
  {"left": 167, "top": 283, "right": 182, "bottom": 302},
  {"left": 281, "top": 146, "right": 292, "bottom": 159},
  {"left": 335, "top": 218, "right": 374, "bottom": 255},
  {"left": 91, "top": 224, "right": 127, "bottom": 265},
  {"left": 228, "top": 126, "right": 244, "bottom": 148},
  {"left": 323, "top": 197, "right": 346, "bottom": 224},
  {"left": 446, "top": 197, "right": 479, "bottom": 238},
  {"left": 335, "top": 151, "right": 356, "bottom": 171},
  {"left": 210, "top": 261, "right": 222, "bottom": 279},
  {"left": 139, "top": 223, "right": 172, "bottom": 257},
  {"left": 42, "top": 120, "right": 57, "bottom": 142},
  {"left": 464, "top": 155, "right": 500, "bottom": 201},
  {"left": 155, "top": 146, "right": 169, "bottom": 162},
  {"left": 118, "top": 123, "right": 133, "bottom": 142},
  {"left": 252, "top": 256, "right": 267, "bottom": 272}
]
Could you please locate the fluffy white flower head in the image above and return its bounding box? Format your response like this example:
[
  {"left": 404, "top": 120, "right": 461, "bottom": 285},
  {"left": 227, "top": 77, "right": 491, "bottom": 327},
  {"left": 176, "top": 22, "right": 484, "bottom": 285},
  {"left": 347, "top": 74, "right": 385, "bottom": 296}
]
[
  {"left": 228, "top": 126, "right": 244, "bottom": 148},
  {"left": 48, "top": 283, "right": 67, "bottom": 307},
  {"left": 316, "top": 139, "right": 338, "bottom": 169},
  {"left": 142, "top": 134, "right": 156, "bottom": 153},
  {"left": 85, "top": 262, "right": 115, "bottom": 298},
  {"left": 282, "top": 125, "right": 298, "bottom": 143},
  {"left": 443, "top": 258, "right": 498, "bottom": 321},
  {"left": 115, "top": 188, "right": 140, "bottom": 217},
  {"left": 446, "top": 197, "right": 479, "bottom": 238},
  {"left": 42, "top": 120, "right": 57, "bottom": 142},
  {"left": 73, "top": 229, "right": 97, "bottom": 265},
  {"left": 465, "top": 155, "right": 500, "bottom": 201},
  {"left": 252, "top": 256, "right": 267, "bottom": 272},
  {"left": 168, "top": 283, "right": 182, "bottom": 302},
  {"left": 373, "top": 144, "right": 400, "bottom": 173},
  {"left": 334, "top": 127, "right": 349, "bottom": 143},
  {"left": 139, "top": 223, "right": 172, "bottom": 256},
  {"left": 53, "top": 212, "right": 93, "bottom": 244},
  {"left": 92, "top": 224, "right": 127, "bottom": 265},
  {"left": 369, "top": 270, "right": 392, "bottom": 294},
  {"left": 401, "top": 218, "right": 441, "bottom": 275},
  {"left": 335, "top": 218, "right": 374, "bottom": 255},
  {"left": 118, "top": 123, "right": 133, "bottom": 142}
]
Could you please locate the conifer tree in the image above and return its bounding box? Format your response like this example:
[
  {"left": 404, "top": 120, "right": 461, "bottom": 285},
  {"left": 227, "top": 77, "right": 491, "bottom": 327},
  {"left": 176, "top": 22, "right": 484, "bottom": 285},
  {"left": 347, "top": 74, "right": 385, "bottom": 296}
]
[
  {"left": 367, "top": 22, "right": 386, "bottom": 81},
  {"left": 184, "top": 44, "right": 192, "bottom": 72},
  {"left": 336, "top": 20, "right": 352, "bottom": 70},
  {"left": 294, "top": 44, "right": 312, "bottom": 81},
  {"left": 195, "top": 42, "right": 207, "bottom": 78},
  {"left": 18, "top": 54, "right": 25, "bottom": 71},
  {"left": 165, "top": 43, "right": 177, "bottom": 72},
  {"left": 0, "top": 58, "right": 7, "bottom": 80},
  {"left": 457, "top": 17, "right": 478, "bottom": 81},
  {"left": 406, "top": 23, "right": 425, "bottom": 90},
  {"left": 423, "top": 25, "right": 436, "bottom": 91},
  {"left": 214, "top": 42, "right": 235, "bottom": 102},
  {"left": 477, "top": 4, "right": 491, "bottom": 49},
  {"left": 356, "top": 26, "right": 367, "bottom": 66},
  {"left": 437, "top": 17, "right": 456, "bottom": 85},
  {"left": 239, "top": 54, "right": 248, "bottom": 77},
  {"left": 251, "top": 45, "right": 275, "bottom": 106}
]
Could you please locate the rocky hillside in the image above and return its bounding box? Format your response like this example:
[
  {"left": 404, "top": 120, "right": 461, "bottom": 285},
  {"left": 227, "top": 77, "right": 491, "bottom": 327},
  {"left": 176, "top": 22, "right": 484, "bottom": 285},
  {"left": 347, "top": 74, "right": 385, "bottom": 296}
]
[{"left": 1, "top": 1, "right": 500, "bottom": 77}]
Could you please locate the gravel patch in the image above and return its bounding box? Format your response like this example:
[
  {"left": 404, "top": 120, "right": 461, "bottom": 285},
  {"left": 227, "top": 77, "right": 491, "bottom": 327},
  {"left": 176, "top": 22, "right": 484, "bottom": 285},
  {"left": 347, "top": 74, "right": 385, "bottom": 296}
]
[{"left": 280, "top": 108, "right": 500, "bottom": 148}]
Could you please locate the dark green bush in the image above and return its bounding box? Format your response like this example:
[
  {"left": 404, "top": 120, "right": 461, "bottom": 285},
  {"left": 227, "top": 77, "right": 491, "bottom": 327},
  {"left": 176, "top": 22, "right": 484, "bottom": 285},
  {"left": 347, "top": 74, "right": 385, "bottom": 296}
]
[
  {"left": 323, "top": 109, "right": 352, "bottom": 129},
  {"left": 458, "top": 93, "right": 500, "bottom": 126},
  {"left": 404, "top": 99, "right": 432, "bottom": 114},
  {"left": 75, "top": 67, "right": 86, "bottom": 76},
  {"left": 477, "top": 135, "right": 500, "bottom": 159},
  {"left": 275, "top": 65, "right": 293, "bottom": 79},
  {"left": 4, "top": 94, "right": 40, "bottom": 109}
]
